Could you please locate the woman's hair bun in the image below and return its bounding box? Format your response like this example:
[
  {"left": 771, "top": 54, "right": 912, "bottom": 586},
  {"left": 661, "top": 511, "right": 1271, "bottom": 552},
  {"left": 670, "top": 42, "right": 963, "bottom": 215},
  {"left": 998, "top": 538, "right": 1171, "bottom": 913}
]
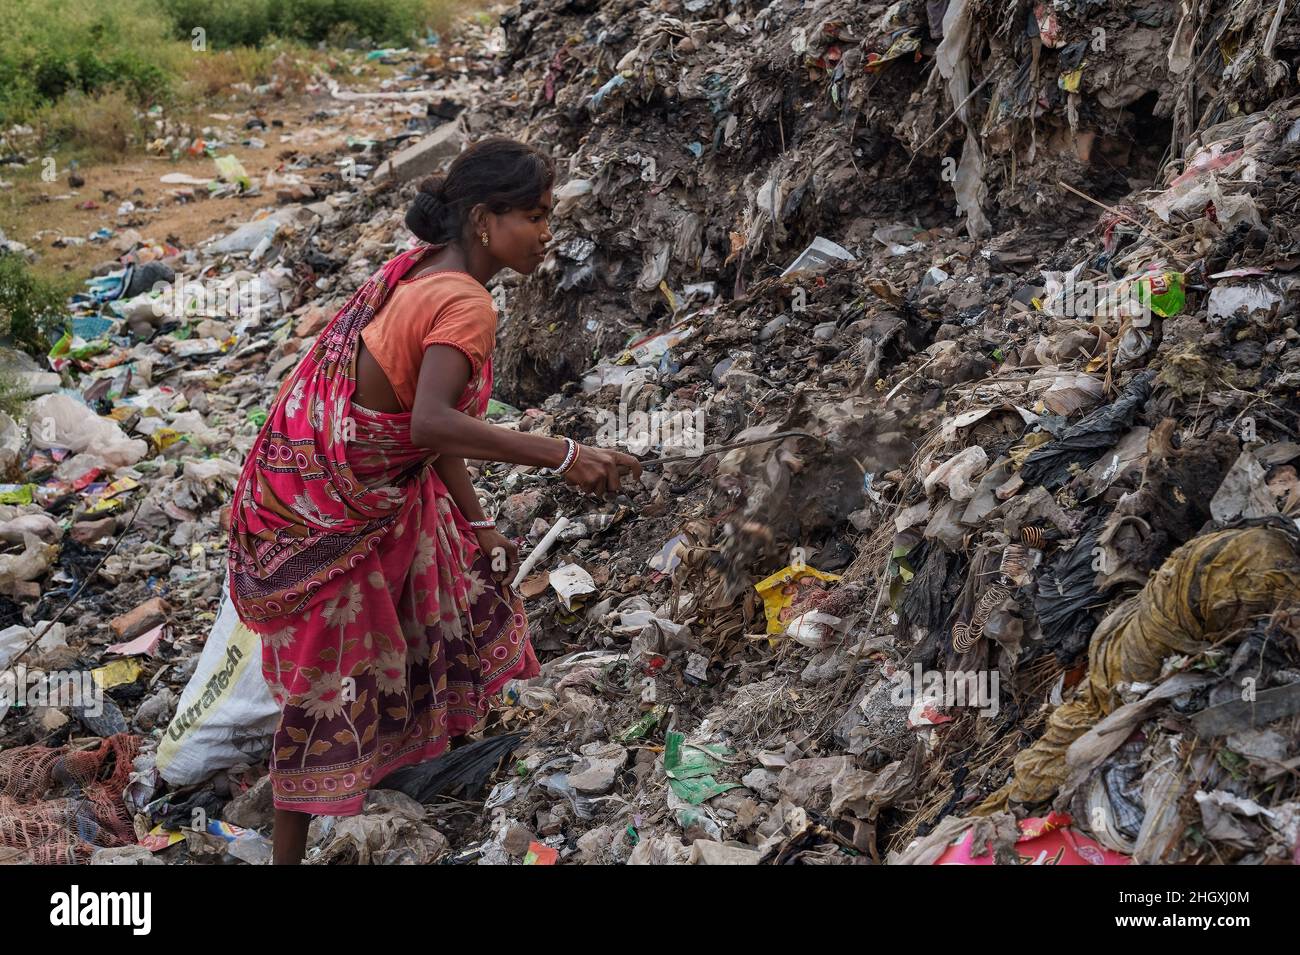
[
  {"left": 412, "top": 191, "right": 440, "bottom": 216},
  {"left": 418, "top": 174, "right": 446, "bottom": 198},
  {"left": 406, "top": 178, "right": 448, "bottom": 243}
]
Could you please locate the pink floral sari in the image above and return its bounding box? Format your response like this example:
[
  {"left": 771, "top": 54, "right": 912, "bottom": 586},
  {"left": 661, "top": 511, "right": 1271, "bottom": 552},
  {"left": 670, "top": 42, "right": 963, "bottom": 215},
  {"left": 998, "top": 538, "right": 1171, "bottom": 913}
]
[{"left": 227, "top": 244, "right": 539, "bottom": 816}]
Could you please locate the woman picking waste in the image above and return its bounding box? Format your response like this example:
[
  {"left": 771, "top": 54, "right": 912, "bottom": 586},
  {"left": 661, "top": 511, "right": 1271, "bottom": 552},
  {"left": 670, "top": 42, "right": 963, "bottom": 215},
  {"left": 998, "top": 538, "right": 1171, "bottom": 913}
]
[{"left": 227, "top": 137, "right": 641, "bottom": 863}]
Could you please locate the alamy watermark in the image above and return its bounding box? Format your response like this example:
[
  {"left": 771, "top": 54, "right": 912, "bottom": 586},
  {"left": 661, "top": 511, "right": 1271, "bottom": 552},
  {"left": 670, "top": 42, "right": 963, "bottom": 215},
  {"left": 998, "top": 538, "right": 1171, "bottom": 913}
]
[
  {"left": 594, "top": 402, "right": 705, "bottom": 457},
  {"left": 1043, "top": 272, "right": 1171, "bottom": 322},
  {"left": 150, "top": 275, "right": 269, "bottom": 322},
  {"left": 888, "top": 663, "right": 1000, "bottom": 718},
  {"left": 1, "top": 666, "right": 103, "bottom": 717}
]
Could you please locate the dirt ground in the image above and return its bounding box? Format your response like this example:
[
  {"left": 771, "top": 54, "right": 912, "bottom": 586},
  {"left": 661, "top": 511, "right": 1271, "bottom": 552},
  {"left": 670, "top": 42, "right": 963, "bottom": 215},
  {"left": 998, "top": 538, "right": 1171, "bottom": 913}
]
[{"left": 2, "top": 83, "right": 429, "bottom": 277}]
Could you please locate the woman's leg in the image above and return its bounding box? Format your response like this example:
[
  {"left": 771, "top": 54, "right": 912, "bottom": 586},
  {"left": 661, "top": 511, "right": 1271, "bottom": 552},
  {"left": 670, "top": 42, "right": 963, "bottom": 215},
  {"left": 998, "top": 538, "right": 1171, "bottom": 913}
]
[{"left": 272, "top": 808, "right": 312, "bottom": 864}]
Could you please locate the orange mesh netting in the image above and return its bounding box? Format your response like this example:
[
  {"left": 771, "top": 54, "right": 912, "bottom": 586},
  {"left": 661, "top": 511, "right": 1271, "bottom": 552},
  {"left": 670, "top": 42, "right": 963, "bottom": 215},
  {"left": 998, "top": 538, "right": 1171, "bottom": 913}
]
[{"left": 0, "top": 734, "right": 142, "bottom": 864}]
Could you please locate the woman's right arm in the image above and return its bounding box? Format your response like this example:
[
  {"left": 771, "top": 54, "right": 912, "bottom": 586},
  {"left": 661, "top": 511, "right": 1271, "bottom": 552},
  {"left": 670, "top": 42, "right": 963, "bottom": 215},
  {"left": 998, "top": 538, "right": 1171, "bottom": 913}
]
[{"left": 409, "top": 345, "right": 641, "bottom": 495}]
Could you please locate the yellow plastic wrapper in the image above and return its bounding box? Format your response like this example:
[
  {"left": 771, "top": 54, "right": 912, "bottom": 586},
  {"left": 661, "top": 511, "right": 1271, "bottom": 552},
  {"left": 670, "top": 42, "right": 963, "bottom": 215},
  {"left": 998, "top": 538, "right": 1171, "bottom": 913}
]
[
  {"left": 85, "top": 476, "right": 140, "bottom": 514},
  {"left": 150, "top": 428, "right": 183, "bottom": 453},
  {"left": 91, "top": 659, "right": 142, "bottom": 689},
  {"left": 755, "top": 564, "right": 842, "bottom": 635},
  {"left": 1058, "top": 67, "right": 1083, "bottom": 92},
  {"left": 84, "top": 497, "right": 126, "bottom": 515},
  {"left": 0, "top": 484, "right": 35, "bottom": 505},
  {"left": 977, "top": 526, "right": 1300, "bottom": 812}
]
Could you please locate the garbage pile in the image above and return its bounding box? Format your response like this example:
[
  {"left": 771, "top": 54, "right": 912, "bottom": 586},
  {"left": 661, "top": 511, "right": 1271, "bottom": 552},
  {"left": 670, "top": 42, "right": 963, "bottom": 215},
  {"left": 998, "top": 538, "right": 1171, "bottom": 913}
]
[
  {"left": 481, "top": 0, "right": 1300, "bottom": 404},
  {"left": 2, "top": 0, "right": 1300, "bottom": 865},
  {"left": 442, "top": 0, "right": 1300, "bottom": 865}
]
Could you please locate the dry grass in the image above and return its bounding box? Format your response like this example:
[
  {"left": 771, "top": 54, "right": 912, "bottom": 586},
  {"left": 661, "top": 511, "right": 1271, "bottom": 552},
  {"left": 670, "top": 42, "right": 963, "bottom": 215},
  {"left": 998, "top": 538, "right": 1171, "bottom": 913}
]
[
  {"left": 180, "top": 47, "right": 281, "bottom": 97},
  {"left": 37, "top": 89, "right": 144, "bottom": 159},
  {"left": 429, "top": 0, "right": 494, "bottom": 33}
]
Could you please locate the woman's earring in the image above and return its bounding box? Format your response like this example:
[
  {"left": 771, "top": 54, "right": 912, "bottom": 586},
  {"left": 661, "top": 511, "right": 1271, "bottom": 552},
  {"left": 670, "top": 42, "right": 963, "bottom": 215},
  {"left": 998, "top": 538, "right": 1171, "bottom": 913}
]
[{"left": 481, "top": 232, "right": 489, "bottom": 246}]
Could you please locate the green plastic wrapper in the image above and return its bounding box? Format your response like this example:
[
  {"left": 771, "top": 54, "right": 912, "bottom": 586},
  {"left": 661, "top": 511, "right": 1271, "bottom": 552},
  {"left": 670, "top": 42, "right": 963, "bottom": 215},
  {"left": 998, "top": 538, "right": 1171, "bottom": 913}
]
[
  {"left": 664, "top": 731, "right": 739, "bottom": 805},
  {"left": 213, "top": 155, "right": 251, "bottom": 191},
  {"left": 616, "top": 704, "right": 667, "bottom": 743},
  {"left": 0, "top": 484, "right": 36, "bottom": 505},
  {"left": 1138, "top": 270, "right": 1185, "bottom": 317}
]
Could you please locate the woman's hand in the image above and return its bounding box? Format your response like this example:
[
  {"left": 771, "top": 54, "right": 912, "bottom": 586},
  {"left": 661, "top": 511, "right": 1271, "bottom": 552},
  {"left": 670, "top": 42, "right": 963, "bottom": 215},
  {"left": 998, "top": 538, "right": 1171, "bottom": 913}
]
[
  {"left": 563, "top": 445, "right": 643, "bottom": 496},
  {"left": 473, "top": 527, "right": 519, "bottom": 582}
]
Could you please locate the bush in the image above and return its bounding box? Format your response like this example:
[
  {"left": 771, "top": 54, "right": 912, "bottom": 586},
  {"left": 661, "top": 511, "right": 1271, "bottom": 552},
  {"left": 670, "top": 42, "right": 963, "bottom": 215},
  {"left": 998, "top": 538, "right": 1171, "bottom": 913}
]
[
  {"left": 0, "top": 0, "right": 180, "bottom": 123},
  {"left": 0, "top": 0, "right": 489, "bottom": 126},
  {"left": 0, "top": 255, "right": 70, "bottom": 357},
  {"left": 182, "top": 44, "right": 286, "bottom": 96},
  {"left": 161, "top": 0, "right": 455, "bottom": 48},
  {"left": 39, "top": 88, "right": 144, "bottom": 158}
]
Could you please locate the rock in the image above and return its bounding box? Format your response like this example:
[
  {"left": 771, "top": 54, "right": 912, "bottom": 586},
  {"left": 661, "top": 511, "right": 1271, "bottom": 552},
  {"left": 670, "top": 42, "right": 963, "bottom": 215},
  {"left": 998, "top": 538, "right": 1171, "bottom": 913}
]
[
  {"left": 801, "top": 648, "right": 843, "bottom": 685},
  {"left": 222, "top": 775, "right": 275, "bottom": 831},
  {"left": 576, "top": 824, "right": 615, "bottom": 861},
  {"left": 37, "top": 707, "right": 70, "bottom": 732},
  {"left": 295, "top": 306, "right": 329, "bottom": 338},
  {"left": 568, "top": 741, "right": 628, "bottom": 794},
  {"left": 688, "top": 840, "right": 762, "bottom": 864},
  {"left": 537, "top": 804, "right": 569, "bottom": 836},
  {"left": 373, "top": 121, "right": 465, "bottom": 184},
  {"left": 267, "top": 352, "right": 299, "bottom": 382},
  {"left": 501, "top": 822, "right": 534, "bottom": 857},
  {"left": 742, "top": 767, "right": 781, "bottom": 800},
  {"left": 133, "top": 686, "right": 176, "bottom": 732},
  {"left": 109, "top": 597, "right": 171, "bottom": 640},
  {"left": 70, "top": 517, "right": 118, "bottom": 544},
  {"left": 501, "top": 489, "right": 546, "bottom": 528},
  {"left": 91, "top": 845, "right": 164, "bottom": 865}
]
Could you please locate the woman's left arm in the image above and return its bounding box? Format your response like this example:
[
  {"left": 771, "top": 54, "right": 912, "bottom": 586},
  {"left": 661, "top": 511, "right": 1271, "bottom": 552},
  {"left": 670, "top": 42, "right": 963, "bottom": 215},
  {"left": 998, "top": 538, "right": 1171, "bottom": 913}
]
[
  {"left": 433, "top": 455, "right": 487, "bottom": 522},
  {"left": 433, "top": 455, "right": 519, "bottom": 580}
]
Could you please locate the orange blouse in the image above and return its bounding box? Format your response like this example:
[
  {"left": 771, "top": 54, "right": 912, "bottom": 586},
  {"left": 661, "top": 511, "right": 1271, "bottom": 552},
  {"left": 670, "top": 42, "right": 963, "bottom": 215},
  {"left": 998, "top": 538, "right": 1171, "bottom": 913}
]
[{"left": 359, "top": 270, "right": 498, "bottom": 411}]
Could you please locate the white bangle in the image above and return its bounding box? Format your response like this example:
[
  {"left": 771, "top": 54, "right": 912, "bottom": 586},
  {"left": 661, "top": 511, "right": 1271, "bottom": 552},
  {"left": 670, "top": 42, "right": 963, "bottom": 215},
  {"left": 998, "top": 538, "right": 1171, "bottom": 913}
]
[
  {"left": 551, "top": 437, "right": 578, "bottom": 476},
  {"left": 468, "top": 519, "right": 496, "bottom": 530}
]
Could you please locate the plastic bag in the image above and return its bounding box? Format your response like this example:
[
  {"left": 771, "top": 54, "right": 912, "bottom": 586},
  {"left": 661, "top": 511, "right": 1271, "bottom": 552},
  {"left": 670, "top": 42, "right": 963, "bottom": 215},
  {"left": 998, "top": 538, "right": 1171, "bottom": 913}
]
[
  {"left": 1019, "top": 371, "right": 1154, "bottom": 490},
  {"left": 924, "top": 445, "right": 988, "bottom": 501},
  {"left": 0, "top": 412, "right": 23, "bottom": 472},
  {"left": 156, "top": 588, "right": 279, "bottom": 786},
  {"left": 25, "top": 394, "right": 147, "bottom": 469}
]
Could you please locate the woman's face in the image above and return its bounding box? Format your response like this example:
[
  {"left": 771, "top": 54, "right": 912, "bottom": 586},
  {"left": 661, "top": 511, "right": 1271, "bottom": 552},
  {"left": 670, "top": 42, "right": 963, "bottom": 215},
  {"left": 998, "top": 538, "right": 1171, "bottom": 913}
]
[{"left": 485, "top": 187, "right": 553, "bottom": 274}]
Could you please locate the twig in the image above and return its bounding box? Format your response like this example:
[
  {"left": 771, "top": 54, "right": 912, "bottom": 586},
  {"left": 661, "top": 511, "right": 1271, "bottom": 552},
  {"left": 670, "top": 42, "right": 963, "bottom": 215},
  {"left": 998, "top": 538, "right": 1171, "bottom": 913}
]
[
  {"left": 638, "top": 430, "right": 820, "bottom": 469},
  {"left": 10, "top": 500, "right": 144, "bottom": 665},
  {"left": 1055, "top": 180, "right": 1184, "bottom": 260},
  {"left": 884, "top": 355, "right": 938, "bottom": 402},
  {"left": 905, "top": 71, "right": 997, "bottom": 172}
]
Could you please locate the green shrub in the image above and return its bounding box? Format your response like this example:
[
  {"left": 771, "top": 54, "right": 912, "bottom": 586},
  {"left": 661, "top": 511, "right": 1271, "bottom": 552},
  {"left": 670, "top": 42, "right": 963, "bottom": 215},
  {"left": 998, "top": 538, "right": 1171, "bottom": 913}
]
[
  {"left": 162, "top": 0, "right": 438, "bottom": 47},
  {"left": 0, "top": 0, "right": 180, "bottom": 123},
  {"left": 0, "top": 255, "right": 70, "bottom": 357},
  {"left": 0, "top": 0, "right": 489, "bottom": 125}
]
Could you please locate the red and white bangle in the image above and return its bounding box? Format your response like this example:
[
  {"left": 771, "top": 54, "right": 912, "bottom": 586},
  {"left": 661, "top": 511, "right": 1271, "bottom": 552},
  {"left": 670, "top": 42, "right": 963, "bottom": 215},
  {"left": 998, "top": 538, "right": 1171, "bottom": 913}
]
[
  {"left": 468, "top": 519, "right": 496, "bottom": 530},
  {"left": 551, "top": 437, "right": 579, "bottom": 476}
]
